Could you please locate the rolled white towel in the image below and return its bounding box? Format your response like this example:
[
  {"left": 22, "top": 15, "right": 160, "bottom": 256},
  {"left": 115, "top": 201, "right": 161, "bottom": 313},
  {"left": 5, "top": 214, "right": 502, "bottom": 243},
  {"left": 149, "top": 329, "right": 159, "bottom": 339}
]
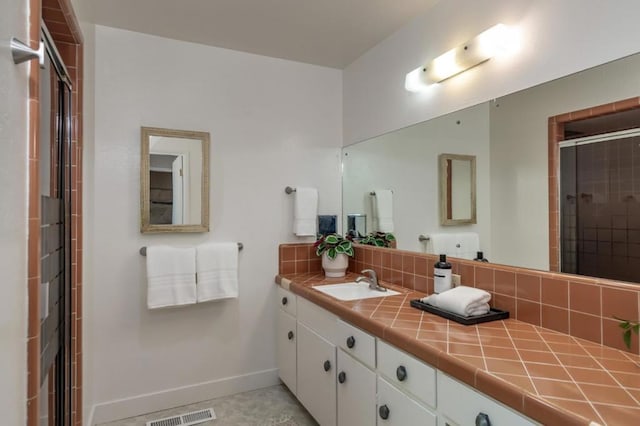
[{"left": 421, "top": 286, "right": 491, "bottom": 317}]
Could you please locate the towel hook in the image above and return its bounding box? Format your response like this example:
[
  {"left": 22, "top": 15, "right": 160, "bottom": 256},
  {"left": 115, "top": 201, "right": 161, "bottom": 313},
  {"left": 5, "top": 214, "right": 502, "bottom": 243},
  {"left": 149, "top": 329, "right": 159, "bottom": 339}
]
[
  {"left": 418, "top": 235, "right": 430, "bottom": 243},
  {"left": 140, "top": 243, "right": 243, "bottom": 256},
  {"left": 285, "top": 186, "right": 296, "bottom": 194}
]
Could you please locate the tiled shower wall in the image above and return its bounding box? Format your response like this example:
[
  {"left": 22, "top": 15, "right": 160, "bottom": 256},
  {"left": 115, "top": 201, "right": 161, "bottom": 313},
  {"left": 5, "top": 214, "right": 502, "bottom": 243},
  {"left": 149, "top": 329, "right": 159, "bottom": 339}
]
[
  {"left": 278, "top": 243, "right": 640, "bottom": 355},
  {"left": 27, "top": 1, "right": 83, "bottom": 425}
]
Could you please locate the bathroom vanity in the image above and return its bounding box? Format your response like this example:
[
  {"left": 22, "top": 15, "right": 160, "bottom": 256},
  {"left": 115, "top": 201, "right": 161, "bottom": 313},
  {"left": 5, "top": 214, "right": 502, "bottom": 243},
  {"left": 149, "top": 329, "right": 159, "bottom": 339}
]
[
  {"left": 276, "top": 278, "right": 542, "bottom": 426},
  {"left": 276, "top": 271, "right": 640, "bottom": 426}
]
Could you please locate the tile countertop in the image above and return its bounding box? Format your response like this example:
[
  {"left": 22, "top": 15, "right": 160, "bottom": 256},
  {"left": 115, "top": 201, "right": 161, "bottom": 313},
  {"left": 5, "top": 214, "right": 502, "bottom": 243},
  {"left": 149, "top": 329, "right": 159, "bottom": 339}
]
[{"left": 276, "top": 272, "right": 640, "bottom": 426}]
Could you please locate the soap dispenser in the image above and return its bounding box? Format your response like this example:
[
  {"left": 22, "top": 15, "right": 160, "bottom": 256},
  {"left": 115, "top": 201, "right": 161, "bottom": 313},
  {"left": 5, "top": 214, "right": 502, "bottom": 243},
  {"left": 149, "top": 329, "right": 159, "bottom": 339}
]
[
  {"left": 473, "top": 251, "right": 489, "bottom": 262},
  {"left": 434, "top": 254, "right": 452, "bottom": 293}
]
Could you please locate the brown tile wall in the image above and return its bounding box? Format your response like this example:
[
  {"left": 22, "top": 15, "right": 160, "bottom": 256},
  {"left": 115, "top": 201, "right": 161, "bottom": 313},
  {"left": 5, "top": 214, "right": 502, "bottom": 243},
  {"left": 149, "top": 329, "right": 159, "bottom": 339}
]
[
  {"left": 27, "top": 1, "right": 83, "bottom": 425},
  {"left": 279, "top": 243, "right": 640, "bottom": 355}
]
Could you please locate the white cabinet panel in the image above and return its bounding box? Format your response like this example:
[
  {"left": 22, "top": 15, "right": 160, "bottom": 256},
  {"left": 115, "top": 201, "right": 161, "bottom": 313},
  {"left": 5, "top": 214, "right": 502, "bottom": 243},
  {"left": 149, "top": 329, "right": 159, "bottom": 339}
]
[
  {"left": 276, "top": 309, "right": 297, "bottom": 394},
  {"left": 297, "top": 322, "right": 337, "bottom": 426},
  {"left": 438, "top": 372, "right": 537, "bottom": 426},
  {"left": 277, "top": 286, "right": 297, "bottom": 316},
  {"left": 298, "top": 297, "right": 337, "bottom": 345},
  {"left": 337, "top": 349, "right": 376, "bottom": 426},
  {"left": 377, "top": 340, "right": 436, "bottom": 408},
  {"left": 377, "top": 377, "right": 437, "bottom": 426},
  {"left": 337, "top": 319, "right": 376, "bottom": 369}
]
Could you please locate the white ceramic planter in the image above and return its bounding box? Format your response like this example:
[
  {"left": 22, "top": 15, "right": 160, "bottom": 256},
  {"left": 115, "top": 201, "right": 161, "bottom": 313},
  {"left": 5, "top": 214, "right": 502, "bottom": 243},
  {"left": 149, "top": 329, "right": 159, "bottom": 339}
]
[{"left": 322, "top": 252, "right": 349, "bottom": 278}]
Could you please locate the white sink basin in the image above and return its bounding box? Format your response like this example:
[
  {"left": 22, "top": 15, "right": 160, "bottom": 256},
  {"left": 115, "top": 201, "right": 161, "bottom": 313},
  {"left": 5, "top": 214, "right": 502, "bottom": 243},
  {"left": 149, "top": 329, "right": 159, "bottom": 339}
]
[{"left": 312, "top": 281, "right": 400, "bottom": 301}]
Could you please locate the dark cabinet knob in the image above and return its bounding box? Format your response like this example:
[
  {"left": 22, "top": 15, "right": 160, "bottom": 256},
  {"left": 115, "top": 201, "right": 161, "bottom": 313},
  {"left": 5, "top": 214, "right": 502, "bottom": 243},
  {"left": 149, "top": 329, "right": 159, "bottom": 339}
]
[
  {"left": 338, "top": 371, "right": 346, "bottom": 383},
  {"left": 379, "top": 404, "right": 390, "bottom": 420},
  {"left": 475, "top": 412, "right": 491, "bottom": 426},
  {"left": 287, "top": 331, "right": 294, "bottom": 340},
  {"left": 346, "top": 336, "right": 356, "bottom": 348},
  {"left": 323, "top": 360, "right": 331, "bottom": 372},
  {"left": 281, "top": 297, "right": 288, "bottom": 305},
  {"left": 396, "top": 365, "right": 407, "bottom": 381}
]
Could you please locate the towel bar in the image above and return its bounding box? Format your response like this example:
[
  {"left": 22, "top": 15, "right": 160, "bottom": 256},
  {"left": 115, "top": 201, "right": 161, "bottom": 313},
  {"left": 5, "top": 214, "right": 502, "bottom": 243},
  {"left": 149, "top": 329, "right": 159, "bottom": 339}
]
[
  {"left": 418, "top": 235, "right": 430, "bottom": 242},
  {"left": 140, "top": 243, "right": 243, "bottom": 256},
  {"left": 285, "top": 186, "right": 296, "bottom": 194}
]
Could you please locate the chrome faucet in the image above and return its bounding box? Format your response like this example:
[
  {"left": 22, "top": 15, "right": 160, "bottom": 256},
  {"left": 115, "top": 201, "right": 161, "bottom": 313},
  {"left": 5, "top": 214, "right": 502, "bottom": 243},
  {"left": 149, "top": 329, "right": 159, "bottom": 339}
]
[{"left": 355, "top": 269, "right": 387, "bottom": 292}]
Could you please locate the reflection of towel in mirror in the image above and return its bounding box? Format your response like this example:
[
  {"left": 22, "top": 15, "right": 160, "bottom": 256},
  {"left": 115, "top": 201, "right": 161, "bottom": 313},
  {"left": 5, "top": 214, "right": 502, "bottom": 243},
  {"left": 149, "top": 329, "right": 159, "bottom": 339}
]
[
  {"left": 146, "top": 246, "right": 197, "bottom": 309},
  {"left": 429, "top": 233, "right": 479, "bottom": 260},
  {"left": 372, "top": 189, "right": 394, "bottom": 232},
  {"left": 421, "top": 285, "right": 490, "bottom": 317},
  {"left": 196, "top": 243, "right": 238, "bottom": 302},
  {"left": 293, "top": 187, "right": 318, "bottom": 236}
]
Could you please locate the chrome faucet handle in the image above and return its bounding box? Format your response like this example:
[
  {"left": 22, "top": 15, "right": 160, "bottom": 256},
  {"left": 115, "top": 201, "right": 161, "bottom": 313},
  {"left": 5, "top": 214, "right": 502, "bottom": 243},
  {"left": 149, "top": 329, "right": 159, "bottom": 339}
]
[{"left": 361, "top": 269, "right": 377, "bottom": 280}]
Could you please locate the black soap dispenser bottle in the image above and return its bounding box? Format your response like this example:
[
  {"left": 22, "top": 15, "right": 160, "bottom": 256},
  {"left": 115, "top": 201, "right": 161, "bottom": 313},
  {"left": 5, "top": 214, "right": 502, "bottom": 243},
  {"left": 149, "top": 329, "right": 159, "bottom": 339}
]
[
  {"left": 434, "top": 254, "right": 452, "bottom": 293},
  {"left": 474, "top": 251, "right": 489, "bottom": 262}
]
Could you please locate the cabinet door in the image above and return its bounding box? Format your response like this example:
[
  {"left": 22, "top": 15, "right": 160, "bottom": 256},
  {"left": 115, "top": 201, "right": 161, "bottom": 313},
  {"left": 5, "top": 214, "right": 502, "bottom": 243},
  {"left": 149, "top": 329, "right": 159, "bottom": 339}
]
[
  {"left": 297, "top": 322, "right": 337, "bottom": 426},
  {"left": 377, "top": 377, "right": 437, "bottom": 426},
  {"left": 337, "top": 349, "right": 376, "bottom": 426},
  {"left": 277, "top": 309, "right": 297, "bottom": 394}
]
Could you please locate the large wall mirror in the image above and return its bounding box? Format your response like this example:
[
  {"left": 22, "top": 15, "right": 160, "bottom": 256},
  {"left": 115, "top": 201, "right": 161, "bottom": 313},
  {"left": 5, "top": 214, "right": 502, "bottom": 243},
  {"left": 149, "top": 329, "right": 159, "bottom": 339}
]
[
  {"left": 343, "top": 50, "right": 640, "bottom": 285},
  {"left": 141, "top": 127, "right": 210, "bottom": 233}
]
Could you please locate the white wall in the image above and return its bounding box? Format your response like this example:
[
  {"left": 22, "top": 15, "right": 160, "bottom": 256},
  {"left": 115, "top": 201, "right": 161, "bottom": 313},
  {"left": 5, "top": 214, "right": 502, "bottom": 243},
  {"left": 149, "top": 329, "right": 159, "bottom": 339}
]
[
  {"left": 85, "top": 26, "right": 342, "bottom": 423},
  {"left": 344, "top": 0, "right": 640, "bottom": 145},
  {"left": 0, "top": 0, "right": 29, "bottom": 424},
  {"left": 342, "top": 103, "right": 491, "bottom": 254}
]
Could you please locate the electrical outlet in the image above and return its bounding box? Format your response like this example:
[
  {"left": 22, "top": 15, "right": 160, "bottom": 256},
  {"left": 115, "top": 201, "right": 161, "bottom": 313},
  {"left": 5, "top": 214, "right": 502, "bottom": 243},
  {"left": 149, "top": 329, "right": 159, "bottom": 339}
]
[{"left": 452, "top": 274, "right": 461, "bottom": 287}]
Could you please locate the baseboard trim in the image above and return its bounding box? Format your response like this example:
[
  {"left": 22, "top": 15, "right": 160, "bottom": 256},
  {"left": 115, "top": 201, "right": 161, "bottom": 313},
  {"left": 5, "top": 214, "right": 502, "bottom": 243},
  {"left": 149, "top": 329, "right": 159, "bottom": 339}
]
[{"left": 88, "top": 368, "right": 280, "bottom": 425}]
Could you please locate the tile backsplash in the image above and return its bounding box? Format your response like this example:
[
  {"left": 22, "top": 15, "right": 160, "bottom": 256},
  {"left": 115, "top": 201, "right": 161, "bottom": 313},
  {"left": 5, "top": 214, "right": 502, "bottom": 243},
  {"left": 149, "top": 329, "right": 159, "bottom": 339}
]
[{"left": 278, "top": 243, "right": 640, "bottom": 354}]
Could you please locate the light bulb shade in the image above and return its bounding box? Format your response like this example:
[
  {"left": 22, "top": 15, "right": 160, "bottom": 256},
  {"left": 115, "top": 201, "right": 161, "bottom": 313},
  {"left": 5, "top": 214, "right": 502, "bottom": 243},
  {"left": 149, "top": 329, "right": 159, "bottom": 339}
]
[{"left": 405, "top": 24, "right": 515, "bottom": 91}]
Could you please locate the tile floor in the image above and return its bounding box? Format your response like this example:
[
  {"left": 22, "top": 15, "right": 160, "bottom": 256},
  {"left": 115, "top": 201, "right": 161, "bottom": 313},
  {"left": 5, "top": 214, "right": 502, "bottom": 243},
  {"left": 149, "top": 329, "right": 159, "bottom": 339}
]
[{"left": 98, "top": 385, "right": 317, "bottom": 426}]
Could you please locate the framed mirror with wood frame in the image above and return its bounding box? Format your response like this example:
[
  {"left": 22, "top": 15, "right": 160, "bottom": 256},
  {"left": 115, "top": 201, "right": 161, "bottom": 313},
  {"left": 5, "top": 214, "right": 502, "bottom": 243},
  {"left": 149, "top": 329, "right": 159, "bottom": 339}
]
[
  {"left": 439, "top": 153, "right": 476, "bottom": 225},
  {"left": 140, "top": 126, "right": 210, "bottom": 233}
]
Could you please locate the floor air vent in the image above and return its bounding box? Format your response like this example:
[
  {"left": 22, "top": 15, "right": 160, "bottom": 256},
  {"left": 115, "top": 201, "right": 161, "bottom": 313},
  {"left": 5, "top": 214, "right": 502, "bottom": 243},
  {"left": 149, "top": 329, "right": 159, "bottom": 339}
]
[{"left": 146, "top": 408, "right": 216, "bottom": 426}]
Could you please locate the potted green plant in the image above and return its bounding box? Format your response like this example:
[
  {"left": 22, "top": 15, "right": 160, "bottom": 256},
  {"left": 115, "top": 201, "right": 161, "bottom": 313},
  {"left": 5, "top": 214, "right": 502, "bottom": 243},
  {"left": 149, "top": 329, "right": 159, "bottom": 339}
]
[
  {"left": 616, "top": 317, "right": 639, "bottom": 349},
  {"left": 314, "top": 233, "right": 354, "bottom": 278},
  {"left": 360, "top": 231, "right": 396, "bottom": 248}
]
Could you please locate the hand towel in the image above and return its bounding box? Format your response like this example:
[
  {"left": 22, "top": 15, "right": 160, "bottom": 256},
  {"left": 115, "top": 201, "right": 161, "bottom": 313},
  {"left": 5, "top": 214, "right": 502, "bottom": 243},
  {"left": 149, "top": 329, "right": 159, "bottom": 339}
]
[
  {"left": 146, "top": 246, "right": 197, "bottom": 309},
  {"left": 293, "top": 187, "right": 318, "bottom": 236},
  {"left": 196, "top": 242, "right": 239, "bottom": 302},
  {"left": 429, "top": 233, "right": 457, "bottom": 256},
  {"left": 454, "top": 232, "right": 480, "bottom": 260},
  {"left": 421, "top": 286, "right": 491, "bottom": 317},
  {"left": 372, "top": 189, "right": 394, "bottom": 232}
]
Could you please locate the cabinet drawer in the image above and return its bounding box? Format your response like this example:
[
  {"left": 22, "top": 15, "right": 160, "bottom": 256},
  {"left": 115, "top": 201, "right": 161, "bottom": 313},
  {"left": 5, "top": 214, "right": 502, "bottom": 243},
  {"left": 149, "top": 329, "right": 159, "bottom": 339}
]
[
  {"left": 277, "top": 286, "right": 296, "bottom": 316},
  {"left": 377, "top": 340, "right": 436, "bottom": 408},
  {"left": 377, "top": 377, "right": 436, "bottom": 426},
  {"left": 438, "top": 372, "right": 537, "bottom": 426},
  {"left": 337, "top": 319, "right": 376, "bottom": 369},
  {"left": 298, "top": 297, "right": 337, "bottom": 345}
]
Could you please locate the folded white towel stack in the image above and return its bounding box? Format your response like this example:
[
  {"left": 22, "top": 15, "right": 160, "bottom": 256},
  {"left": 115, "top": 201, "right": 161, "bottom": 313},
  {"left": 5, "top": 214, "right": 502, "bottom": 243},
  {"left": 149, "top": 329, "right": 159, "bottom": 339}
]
[
  {"left": 293, "top": 187, "right": 318, "bottom": 236},
  {"left": 196, "top": 242, "right": 239, "bottom": 302},
  {"left": 372, "top": 189, "right": 394, "bottom": 232},
  {"left": 146, "top": 246, "right": 197, "bottom": 309},
  {"left": 421, "top": 286, "right": 491, "bottom": 317}
]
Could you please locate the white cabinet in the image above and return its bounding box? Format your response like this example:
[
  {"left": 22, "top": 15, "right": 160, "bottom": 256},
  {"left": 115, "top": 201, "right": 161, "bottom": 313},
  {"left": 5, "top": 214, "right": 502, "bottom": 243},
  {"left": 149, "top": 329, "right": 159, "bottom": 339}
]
[
  {"left": 276, "top": 308, "right": 297, "bottom": 394},
  {"left": 377, "top": 377, "right": 437, "bottom": 426},
  {"left": 297, "top": 322, "right": 337, "bottom": 426},
  {"left": 438, "top": 372, "right": 537, "bottom": 426},
  {"left": 337, "top": 348, "right": 376, "bottom": 426},
  {"left": 276, "top": 288, "right": 297, "bottom": 394}
]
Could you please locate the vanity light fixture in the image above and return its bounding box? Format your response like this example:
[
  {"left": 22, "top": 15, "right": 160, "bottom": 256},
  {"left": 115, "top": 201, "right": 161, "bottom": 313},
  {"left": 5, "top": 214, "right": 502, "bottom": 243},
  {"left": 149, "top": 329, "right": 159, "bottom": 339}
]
[{"left": 405, "top": 24, "right": 517, "bottom": 92}]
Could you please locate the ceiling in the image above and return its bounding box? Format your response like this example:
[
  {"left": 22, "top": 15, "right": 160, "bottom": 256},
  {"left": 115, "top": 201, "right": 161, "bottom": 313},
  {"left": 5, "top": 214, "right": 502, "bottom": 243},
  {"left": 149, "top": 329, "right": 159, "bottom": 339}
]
[{"left": 77, "top": 0, "right": 440, "bottom": 69}]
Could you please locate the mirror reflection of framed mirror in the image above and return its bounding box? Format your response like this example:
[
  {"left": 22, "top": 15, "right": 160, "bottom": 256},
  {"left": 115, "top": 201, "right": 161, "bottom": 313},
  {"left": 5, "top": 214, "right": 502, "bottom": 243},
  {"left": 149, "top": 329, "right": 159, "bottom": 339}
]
[
  {"left": 439, "top": 153, "right": 476, "bottom": 225},
  {"left": 140, "top": 127, "right": 210, "bottom": 233}
]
